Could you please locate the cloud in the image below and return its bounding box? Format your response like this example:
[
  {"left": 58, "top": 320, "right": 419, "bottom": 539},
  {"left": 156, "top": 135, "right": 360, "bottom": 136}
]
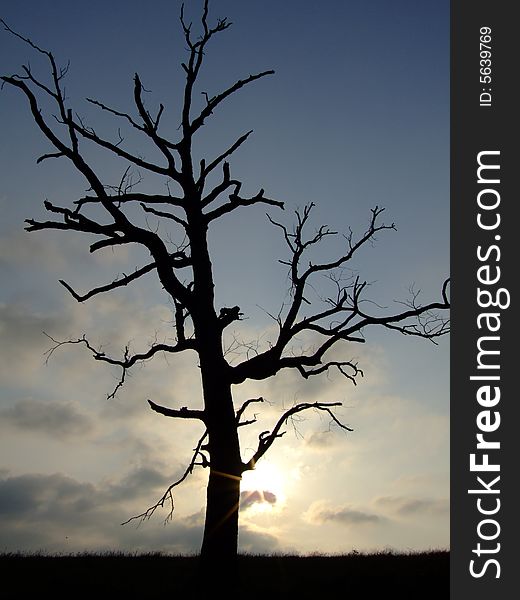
[
  {"left": 0, "top": 470, "right": 192, "bottom": 552},
  {"left": 0, "top": 231, "right": 73, "bottom": 272},
  {"left": 238, "top": 525, "right": 280, "bottom": 554},
  {"left": 184, "top": 508, "right": 205, "bottom": 527},
  {"left": 0, "top": 230, "right": 133, "bottom": 276},
  {"left": 0, "top": 399, "right": 95, "bottom": 439},
  {"left": 304, "top": 501, "right": 382, "bottom": 526},
  {"left": 0, "top": 473, "right": 97, "bottom": 521},
  {"left": 104, "top": 466, "right": 173, "bottom": 503},
  {"left": 0, "top": 303, "right": 67, "bottom": 381},
  {"left": 240, "top": 490, "right": 277, "bottom": 510},
  {"left": 374, "top": 496, "right": 449, "bottom": 517},
  {"left": 305, "top": 431, "right": 339, "bottom": 451},
  {"left": 0, "top": 470, "right": 282, "bottom": 554}
]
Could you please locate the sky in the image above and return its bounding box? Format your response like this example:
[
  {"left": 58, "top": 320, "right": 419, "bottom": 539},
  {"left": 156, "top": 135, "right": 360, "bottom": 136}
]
[{"left": 0, "top": 0, "right": 449, "bottom": 555}]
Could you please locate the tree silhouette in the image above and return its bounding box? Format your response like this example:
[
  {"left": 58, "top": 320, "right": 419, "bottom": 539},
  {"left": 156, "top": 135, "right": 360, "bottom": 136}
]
[{"left": 1, "top": 0, "right": 449, "bottom": 576}]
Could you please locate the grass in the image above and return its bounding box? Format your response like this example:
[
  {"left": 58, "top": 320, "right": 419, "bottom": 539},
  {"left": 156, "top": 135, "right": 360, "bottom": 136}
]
[{"left": 0, "top": 549, "right": 449, "bottom": 599}]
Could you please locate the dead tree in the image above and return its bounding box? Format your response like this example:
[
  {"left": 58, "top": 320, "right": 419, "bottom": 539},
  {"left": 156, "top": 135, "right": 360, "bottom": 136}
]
[{"left": 1, "top": 1, "right": 449, "bottom": 572}]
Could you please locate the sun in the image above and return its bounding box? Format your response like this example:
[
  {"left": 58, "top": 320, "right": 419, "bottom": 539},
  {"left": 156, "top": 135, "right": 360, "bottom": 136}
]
[{"left": 241, "top": 461, "right": 287, "bottom": 513}]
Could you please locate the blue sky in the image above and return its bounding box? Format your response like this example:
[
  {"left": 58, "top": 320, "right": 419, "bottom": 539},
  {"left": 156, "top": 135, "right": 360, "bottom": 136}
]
[{"left": 0, "top": 0, "right": 449, "bottom": 554}]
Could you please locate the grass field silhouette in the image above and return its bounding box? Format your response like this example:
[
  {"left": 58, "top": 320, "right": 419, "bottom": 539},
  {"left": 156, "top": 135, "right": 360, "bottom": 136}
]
[{"left": 0, "top": 549, "right": 448, "bottom": 599}]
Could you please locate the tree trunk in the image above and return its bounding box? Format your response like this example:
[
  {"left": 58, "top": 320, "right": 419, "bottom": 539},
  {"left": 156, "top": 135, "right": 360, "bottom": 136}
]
[
  {"left": 186, "top": 210, "right": 243, "bottom": 581},
  {"left": 200, "top": 383, "right": 242, "bottom": 551},
  {"left": 195, "top": 336, "right": 243, "bottom": 565},
  {"left": 196, "top": 378, "right": 242, "bottom": 593},
  {"left": 200, "top": 464, "right": 241, "bottom": 561}
]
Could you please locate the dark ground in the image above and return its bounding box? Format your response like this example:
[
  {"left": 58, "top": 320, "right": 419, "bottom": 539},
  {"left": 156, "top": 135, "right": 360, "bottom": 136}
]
[{"left": 0, "top": 550, "right": 449, "bottom": 599}]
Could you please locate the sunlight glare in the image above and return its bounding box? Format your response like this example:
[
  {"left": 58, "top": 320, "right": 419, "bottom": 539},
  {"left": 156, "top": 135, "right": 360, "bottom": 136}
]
[{"left": 241, "top": 461, "right": 286, "bottom": 513}]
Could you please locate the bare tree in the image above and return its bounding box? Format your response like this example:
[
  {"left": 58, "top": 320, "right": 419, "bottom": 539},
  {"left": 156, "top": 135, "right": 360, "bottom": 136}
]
[{"left": 1, "top": 0, "right": 449, "bottom": 575}]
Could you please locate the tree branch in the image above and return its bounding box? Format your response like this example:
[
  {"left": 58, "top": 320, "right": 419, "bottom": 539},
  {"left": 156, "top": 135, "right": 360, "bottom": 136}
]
[
  {"left": 292, "top": 360, "right": 363, "bottom": 384},
  {"left": 140, "top": 203, "right": 188, "bottom": 228},
  {"left": 217, "top": 305, "right": 243, "bottom": 330},
  {"left": 179, "top": 0, "right": 232, "bottom": 152},
  {"left": 36, "top": 151, "right": 65, "bottom": 164},
  {"left": 230, "top": 206, "right": 448, "bottom": 385},
  {"left": 351, "top": 279, "right": 451, "bottom": 344},
  {"left": 132, "top": 73, "right": 181, "bottom": 178},
  {"left": 70, "top": 118, "right": 172, "bottom": 177},
  {"left": 24, "top": 200, "right": 122, "bottom": 238},
  {"left": 197, "top": 130, "right": 252, "bottom": 190},
  {"left": 43, "top": 333, "right": 197, "bottom": 400},
  {"left": 201, "top": 161, "right": 239, "bottom": 207},
  {"left": 235, "top": 397, "right": 264, "bottom": 427},
  {"left": 243, "top": 401, "right": 351, "bottom": 471},
  {"left": 85, "top": 96, "right": 145, "bottom": 133},
  {"left": 74, "top": 193, "right": 185, "bottom": 211},
  {"left": 122, "top": 428, "right": 208, "bottom": 525},
  {"left": 58, "top": 252, "right": 190, "bottom": 303},
  {"left": 205, "top": 188, "right": 284, "bottom": 223},
  {"left": 190, "top": 70, "right": 274, "bottom": 134},
  {"left": 148, "top": 399, "right": 206, "bottom": 422}
]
